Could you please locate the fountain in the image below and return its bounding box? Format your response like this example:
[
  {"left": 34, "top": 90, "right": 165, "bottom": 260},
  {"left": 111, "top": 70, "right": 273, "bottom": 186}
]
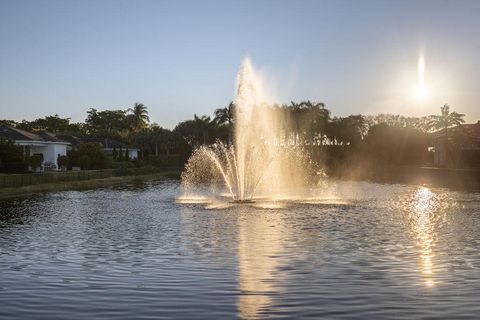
[{"left": 181, "top": 58, "right": 323, "bottom": 202}]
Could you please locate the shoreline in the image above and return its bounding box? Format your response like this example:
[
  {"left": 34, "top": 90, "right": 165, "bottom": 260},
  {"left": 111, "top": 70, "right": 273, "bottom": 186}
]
[
  {"left": 2, "top": 165, "right": 480, "bottom": 200},
  {"left": 328, "top": 165, "right": 480, "bottom": 192},
  {"left": 0, "top": 171, "right": 181, "bottom": 200}
]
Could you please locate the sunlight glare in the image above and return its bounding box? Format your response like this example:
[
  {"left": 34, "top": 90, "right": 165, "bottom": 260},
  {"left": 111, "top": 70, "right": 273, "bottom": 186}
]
[{"left": 413, "top": 55, "right": 429, "bottom": 101}]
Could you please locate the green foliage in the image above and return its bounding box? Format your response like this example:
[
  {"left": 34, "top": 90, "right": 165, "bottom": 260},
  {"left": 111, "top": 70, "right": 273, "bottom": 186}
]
[
  {"left": 81, "top": 104, "right": 150, "bottom": 134},
  {"left": 174, "top": 115, "right": 219, "bottom": 148},
  {"left": 127, "top": 102, "right": 150, "bottom": 132},
  {"left": 117, "top": 147, "right": 124, "bottom": 161},
  {"left": 29, "top": 154, "right": 43, "bottom": 170},
  {"left": 363, "top": 124, "right": 429, "bottom": 165},
  {"left": 1, "top": 101, "right": 474, "bottom": 173},
  {"left": 69, "top": 143, "right": 108, "bottom": 170},
  {"left": 428, "top": 104, "right": 465, "bottom": 132},
  {"left": 426, "top": 104, "right": 466, "bottom": 166},
  {"left": 326, "top": 115, "right": 367, "bottom": 146},
  {"left": 16, "top": 114, "right": 73, "bottom": 133},
  {"left": 0, "top": 139, "right": 27, "bottom": 173},
  {"left": 79, "top": 155, "right": 91, "bottom": 170},
  {"left": 214, "top": 102, "right": 235, "bottom": 126},
  {"left": 57, "top": 155, "right": 70, "bottom": 170},
  {"left": 146, "top": 155, "right": 183, "bottom": 168},
  {"left": 0, "top": 120, "right": 18, "bottom": 127},
  {"left": 85, "top": 108, "right": 129, "bottom": 133}
]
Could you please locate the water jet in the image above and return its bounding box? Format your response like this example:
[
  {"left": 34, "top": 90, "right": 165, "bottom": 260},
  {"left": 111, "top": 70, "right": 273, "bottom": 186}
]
[{"left": 181, "top": 57, "right": 323, "bottom": 202}]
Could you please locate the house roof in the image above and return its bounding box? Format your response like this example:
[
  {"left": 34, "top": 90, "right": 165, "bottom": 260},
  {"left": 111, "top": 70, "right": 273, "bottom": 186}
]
[
  {"left": 56, "top": 133, "right": 82, "bottom": 146},
  {"left": 430, "top": 122, "right": 480, "bottom": 148},
  {"left": 81, "top": 137, "right": 138, "bottom": 150},
  {"left": 431, "top": 122, "right": 479, "bottom": 136},
  {"left": 0, "top": 124, "right": 70, "bottom": 144},
  {"left": 461, "top": 122, "right": 480, "bottom": 139}
]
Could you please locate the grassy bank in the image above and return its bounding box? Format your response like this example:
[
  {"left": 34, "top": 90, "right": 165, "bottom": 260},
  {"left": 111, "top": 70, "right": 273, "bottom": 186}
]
[{"left": 0, "top": 170, "right": 180, "bottom": 200}]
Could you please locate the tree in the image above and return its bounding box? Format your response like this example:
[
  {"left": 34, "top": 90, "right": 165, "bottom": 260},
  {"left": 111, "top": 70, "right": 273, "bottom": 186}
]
[
  {"left": 193, "top": 114, "right": 215, "bottom": 145},
  {"left": 428, "top": 104, "right": 465, "bottom": 133},
  {"left": 85, "top": 108, "right": 128, "bottom": 133},
  {"left": 428, "top": 104, "right": 465, "bottom": 165},
  {"left": 327, "top": 115, "right": 366, "bottom": 146},
  {"left": 363, "top": 124, "right": 428, "bottom": 165},
  {"left": 150, "top": 125, "right": 174, "bottom": 156},
  {"left": 127, "top": 102, "right": 150, "bottom": 132},
  {"left": 0, "top": 120, "right": 19, "bottom": 127},
  {"left": 73, "top": 143, "right": 108, "bottom": 170},
  {"left": 300, "top": 100, "right": 330, "bottom": 148},
  {"left": 35, "top": 114, "right": 71, "bottom": 132},
  {"left": 15, "top": 115, "right": 71, "bottom": 133},
  {"left": 0, "top": 139, "right": 28, "bottom": 173},
  {"left": 214, "top": 102, "right": 235, "bottom": 144}
]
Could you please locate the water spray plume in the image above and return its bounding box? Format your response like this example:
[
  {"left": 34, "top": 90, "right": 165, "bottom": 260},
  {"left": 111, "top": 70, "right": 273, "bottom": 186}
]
[{"left": 181, "top": 57, "right": 324, "bottom": 202}]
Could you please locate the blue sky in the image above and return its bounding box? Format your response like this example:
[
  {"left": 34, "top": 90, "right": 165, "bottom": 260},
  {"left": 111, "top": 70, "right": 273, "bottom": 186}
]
[{"left": 1, "top": 0, "right": 479, "bottom": 128}]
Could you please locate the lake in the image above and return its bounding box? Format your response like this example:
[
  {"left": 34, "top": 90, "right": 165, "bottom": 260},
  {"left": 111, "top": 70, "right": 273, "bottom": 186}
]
[{"left": 1, "top": 179, "right": 480, "bottom": 319}]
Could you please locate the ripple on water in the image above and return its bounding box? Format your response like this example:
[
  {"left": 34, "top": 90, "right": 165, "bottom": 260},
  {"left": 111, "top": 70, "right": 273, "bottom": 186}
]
[{"left": 1, "top": 180, "right": 480, "bottom": 319}]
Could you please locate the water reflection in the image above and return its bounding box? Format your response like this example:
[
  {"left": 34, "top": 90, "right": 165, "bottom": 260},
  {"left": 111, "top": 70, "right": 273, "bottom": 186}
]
[
  {"left": 409, "top": 186, "right": 437, "bottom": 287},
  {"left": 237, "top": 212, "right": 285, "bottom": 319},
  {"left": 3, "top": 181, "right": 480, "bottom": 319}
]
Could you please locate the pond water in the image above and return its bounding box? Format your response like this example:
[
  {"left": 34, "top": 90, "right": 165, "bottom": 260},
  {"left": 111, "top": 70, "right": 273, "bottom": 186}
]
[{"left": 1, "top": 179, "right": 480, "bottom": 319}]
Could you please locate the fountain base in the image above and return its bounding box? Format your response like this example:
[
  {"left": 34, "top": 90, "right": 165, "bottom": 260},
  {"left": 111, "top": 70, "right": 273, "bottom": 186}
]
[{"left": 230, "top": 199, "right": 256, "bottom": 204}]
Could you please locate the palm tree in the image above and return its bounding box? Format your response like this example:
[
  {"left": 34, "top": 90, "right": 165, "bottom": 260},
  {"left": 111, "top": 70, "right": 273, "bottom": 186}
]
[
  {"left": 128, "top": 103, "right": 150, "bottom": 132},
  {"left": 302, "top": 100, "right": 330, "bottom": 148},
  {"left": 428, "top": 104, "right": 465, "bottom": 165},
  {"left": 289, "top": 101, "right": 302, "bottom": 145},
  {"left": 193, "top": 114, "right": 214, "bottom": 145},
  {"left": 326, "top": 115, "right": 366, "bottom": 146},
  {"left": 213, "top": 102, "right": 235, "bottom": 144}
]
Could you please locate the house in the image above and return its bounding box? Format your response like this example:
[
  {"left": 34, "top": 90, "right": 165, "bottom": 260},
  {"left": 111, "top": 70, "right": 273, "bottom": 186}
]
[
  {"left": 0, "top": 124, "right": 70, "bottom": 170},
  {"left": 81, "top": 137, "right": 138, "bottom": 159},
  {"left": 430, "top": 121, "right": 480, "bottom": 167}
]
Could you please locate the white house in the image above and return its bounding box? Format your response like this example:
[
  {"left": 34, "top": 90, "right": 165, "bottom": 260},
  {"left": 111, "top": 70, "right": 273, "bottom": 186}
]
[{"left": 0, "top": 124, "right": 70, "bottom": 170}]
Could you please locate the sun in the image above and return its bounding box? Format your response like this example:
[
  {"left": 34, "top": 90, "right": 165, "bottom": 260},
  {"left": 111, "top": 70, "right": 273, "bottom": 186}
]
[{"left": 414, "top": 85, "right": 429, "bottom": 101}]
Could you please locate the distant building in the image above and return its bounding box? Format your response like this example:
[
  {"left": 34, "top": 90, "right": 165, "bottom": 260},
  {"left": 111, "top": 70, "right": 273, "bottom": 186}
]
[
  {"left": 0, "top": 124, "right": 70, "bottom": 170},
  {"left": 430, "top": 121, "right": 480, "bottom": 167},
  {"left": 81, "top": 137, "right": 138, "bottom": 159}
]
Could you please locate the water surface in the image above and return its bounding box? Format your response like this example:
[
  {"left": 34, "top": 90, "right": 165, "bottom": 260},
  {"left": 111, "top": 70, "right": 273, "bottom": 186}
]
[{"left": 1, "top": 180, "right": 480, "bottom": 319}]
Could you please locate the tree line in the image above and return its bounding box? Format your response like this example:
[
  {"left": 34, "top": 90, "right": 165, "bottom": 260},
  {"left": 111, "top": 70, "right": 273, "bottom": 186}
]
[{"left": 0, "top": 100, "right": 472, "bottom": 173}]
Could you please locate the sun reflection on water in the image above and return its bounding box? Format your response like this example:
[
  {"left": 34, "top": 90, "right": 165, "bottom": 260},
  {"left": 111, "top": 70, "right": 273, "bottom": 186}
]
[{"left": 410, "top": 186, "right": 437, "bottom": 287}]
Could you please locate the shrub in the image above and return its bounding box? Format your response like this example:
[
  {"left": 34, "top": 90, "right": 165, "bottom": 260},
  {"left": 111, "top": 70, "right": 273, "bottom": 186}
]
[
  {"left": 0, "top": 139, "right": 28, "bottom": 173},
  {"left": 69, "top": 143, "right": 108, "bottom": 170},
  {"left": 29, "top": 154, "right": 43, "bottom": 171},
  {"left": 57, "top": 155, "right": 70, "bottom": 170},
  {"left": 79, "top": 155, "right": 91, "bottom": 170}
]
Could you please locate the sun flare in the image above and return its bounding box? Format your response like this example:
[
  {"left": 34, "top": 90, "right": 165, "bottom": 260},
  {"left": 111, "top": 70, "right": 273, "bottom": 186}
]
[
  {"left": 414, "top": 85, "right": 428, "bottom": 100},
  {"left": 413, "top": 55, "right": 429, "bottom": 101}
]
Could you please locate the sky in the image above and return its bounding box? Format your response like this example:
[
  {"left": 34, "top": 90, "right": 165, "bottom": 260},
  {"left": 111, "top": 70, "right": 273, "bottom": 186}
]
[{"left": 0, "top": 0, "right": 479, "bottom": 128}]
